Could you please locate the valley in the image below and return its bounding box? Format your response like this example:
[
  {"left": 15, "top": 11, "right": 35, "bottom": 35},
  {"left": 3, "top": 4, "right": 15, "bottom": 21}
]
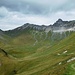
[{"left": 0, "top": 19, "right": 75, "bottom": 75}]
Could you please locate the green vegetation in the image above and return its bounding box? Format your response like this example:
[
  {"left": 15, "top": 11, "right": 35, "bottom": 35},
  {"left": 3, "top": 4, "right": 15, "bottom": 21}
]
[
  {"left": 63, "top": 62, "right": 75, "bottom": 75},
  {"left": 0, "top": 29, "right": 75, "bottom": 75}
]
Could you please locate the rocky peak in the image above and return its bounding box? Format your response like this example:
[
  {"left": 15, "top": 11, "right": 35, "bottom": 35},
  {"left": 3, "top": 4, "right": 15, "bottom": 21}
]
[
  {"left": 19, "top": 23, "right": 47, "bottom": 31},
  {"left": 57, "top": 19, "right": 63, "bottom": 22},
  {"left": 53, "top": 19, "right": 64, "bottom": 26}
]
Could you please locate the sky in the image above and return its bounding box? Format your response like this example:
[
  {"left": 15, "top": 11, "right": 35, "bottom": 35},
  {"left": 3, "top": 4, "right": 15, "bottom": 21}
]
[{"left": 0, "top": 0, "right": 75, "bottom": 30}]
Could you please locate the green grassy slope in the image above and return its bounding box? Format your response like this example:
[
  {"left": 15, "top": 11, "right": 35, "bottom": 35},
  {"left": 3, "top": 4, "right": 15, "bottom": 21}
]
[
  {"left": 12, "top": 32, "right": 75, "bottom": 75},
  {"left": 0, "top": 30, "right": 75, "bottom": 75},
  {"left": 0, "top": 48, "right": 17, "bottom": 75}
]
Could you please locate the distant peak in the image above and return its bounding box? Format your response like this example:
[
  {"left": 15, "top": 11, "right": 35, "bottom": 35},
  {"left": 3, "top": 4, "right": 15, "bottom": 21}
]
[
  {"left": 57, "top": 18, "right": 63, "bottom": 22},
  {"left": 24, "top": 23, "right": 30, "bottom": 25},
  {"left": 53, "top": 19, "right": 64, "bottom": 26}
]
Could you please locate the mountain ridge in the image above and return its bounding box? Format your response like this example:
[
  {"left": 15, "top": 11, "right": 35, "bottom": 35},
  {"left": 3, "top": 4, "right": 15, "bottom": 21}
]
[
  {"left": 2, "top": 19, "right": 75, "bottom": 37},
  {"left": 0, "top": 19, "right": 73, "bottom": 31}
]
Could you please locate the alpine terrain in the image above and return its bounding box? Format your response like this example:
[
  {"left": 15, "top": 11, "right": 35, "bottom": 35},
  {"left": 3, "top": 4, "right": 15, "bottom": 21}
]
[{"left": 0, "top": 19, "right": 75, "bottom": 75}]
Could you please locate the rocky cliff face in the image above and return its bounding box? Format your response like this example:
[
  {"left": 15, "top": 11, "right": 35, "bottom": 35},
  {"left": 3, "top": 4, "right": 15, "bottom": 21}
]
[{"left": 52, "top": 19, "right": 75, "bottom": 33}]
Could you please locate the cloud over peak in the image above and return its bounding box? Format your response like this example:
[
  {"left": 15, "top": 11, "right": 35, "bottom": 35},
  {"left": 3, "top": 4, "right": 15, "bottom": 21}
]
[{"left": 0, "top": 0, "right": 75, "bottom": 30}]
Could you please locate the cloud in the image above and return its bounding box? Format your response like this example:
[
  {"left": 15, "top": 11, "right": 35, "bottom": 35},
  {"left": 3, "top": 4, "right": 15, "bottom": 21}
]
[
  {"left": 0, "top": 0, "right": 75, "bottom": 30},
  {"left": 0, "top": 9, "right": 51, "bottom": 30},
  {"left": 0, "top": 0, "right": 74, "bottom": 15},
  {"left": 0, "top": 6, "right": 9, "bottom": 18}
]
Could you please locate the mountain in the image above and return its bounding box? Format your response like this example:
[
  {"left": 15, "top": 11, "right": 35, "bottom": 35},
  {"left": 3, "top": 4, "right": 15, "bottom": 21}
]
[
  {"left": 4, "top": 19, "right": 75, "bottom": 36},
  {"left": 52, "top": 19, "right": 75, "bottom": 32},
  {"left": 0, "top": 19, "right": 75, "bottom": 75},
  {"left": 53, "top": 18, "right": 68, "bottom": 26}
]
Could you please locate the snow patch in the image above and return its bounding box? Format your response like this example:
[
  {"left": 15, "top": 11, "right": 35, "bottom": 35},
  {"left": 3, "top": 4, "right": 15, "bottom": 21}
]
[
  {"left": 58, "top": 62, "right": 62, "bottom": 65},
  {"left": 63, "top": 50, "right": 67, "bottom": 54},
  {"left": 57, "top": 53, "right": 60, "bottom": 55},
  {"left": 67, "top": 57, "right": 75, "bottom": 63}
]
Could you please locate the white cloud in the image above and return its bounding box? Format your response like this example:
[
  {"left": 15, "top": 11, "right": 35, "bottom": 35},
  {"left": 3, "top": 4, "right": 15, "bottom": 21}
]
[
  {"left": 0, "top": 11, "right": 51, "bottom": 30},
  {"left": 0, "top": 6, "right": 9, "bottom": 17},
  {"left": 0, "top": 0, "right": 75, "bottom": 30},
  {"left": 1, "top": 8, "right": 75, "bottom": 30}
]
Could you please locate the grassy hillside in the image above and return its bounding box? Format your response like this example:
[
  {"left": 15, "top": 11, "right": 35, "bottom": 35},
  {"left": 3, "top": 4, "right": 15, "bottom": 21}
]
[
  {"left": 0, "top": 29, "right": 75, "bottom": 75},
  {"left": 0, "top": 48, "right": 17, "bottom": 75},
  {"left": 13, "top": 32, "right": 75, "bottom": 75}
]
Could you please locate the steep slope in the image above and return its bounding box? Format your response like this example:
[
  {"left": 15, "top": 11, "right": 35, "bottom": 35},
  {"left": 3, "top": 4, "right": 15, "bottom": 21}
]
[
  {"left": 0, "top": 31, "right": 71, "bottom": 75},
  {"left": 0, "top": 29, "right": 11, "bottom": 49},
  {"left": 12, "top": 31, "right": 75, "bottom": 75},
  {"left": 1, "top": 31, "right": 74, "bottom": 75},
  {"left": 0, "top": 48, "right": 17, "bottom": 75}
]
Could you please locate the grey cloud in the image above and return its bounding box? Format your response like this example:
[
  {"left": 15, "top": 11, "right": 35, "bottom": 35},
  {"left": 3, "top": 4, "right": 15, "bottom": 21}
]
[
  {"left": 0, "top": 6, "right": 9, "bottom": 18},
  {"left": 0, "top": 0, "right": 75, "bottom": 30},
  {"left": 1, "top": 0, "right": 75, "bottom": 16},
  {"left": 0, "top": 0, "right": 48, "bottom": 15}
]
